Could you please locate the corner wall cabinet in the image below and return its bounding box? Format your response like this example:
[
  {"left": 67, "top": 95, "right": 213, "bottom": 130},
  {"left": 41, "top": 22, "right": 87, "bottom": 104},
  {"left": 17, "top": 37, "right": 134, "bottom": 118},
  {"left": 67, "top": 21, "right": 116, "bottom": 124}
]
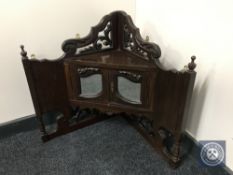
[{"left": 20, "top": 11, "right": 197, "bottom": 168}]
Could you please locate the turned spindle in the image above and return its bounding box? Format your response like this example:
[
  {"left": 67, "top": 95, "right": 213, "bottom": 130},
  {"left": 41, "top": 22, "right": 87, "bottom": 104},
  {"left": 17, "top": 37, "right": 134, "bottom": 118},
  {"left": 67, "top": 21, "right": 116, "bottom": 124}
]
[
  {"left": 20, "top": 45, "right": 28, "bottom": 58},
  {"left": 188, "top": 55, "right": 196, "bottom": 71}
]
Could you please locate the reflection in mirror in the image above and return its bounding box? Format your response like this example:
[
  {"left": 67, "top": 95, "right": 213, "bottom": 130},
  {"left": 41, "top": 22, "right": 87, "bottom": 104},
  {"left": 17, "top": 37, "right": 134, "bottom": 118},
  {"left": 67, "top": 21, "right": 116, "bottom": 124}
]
[
  {"left": 43, "top": 111, "right": 63, "bottom": 133},
  {"left": 80, "top": 74, "right": 102, "bottom": 97},
  {"left": 117, "top": 76, "right": 141, "bottom": 104}
]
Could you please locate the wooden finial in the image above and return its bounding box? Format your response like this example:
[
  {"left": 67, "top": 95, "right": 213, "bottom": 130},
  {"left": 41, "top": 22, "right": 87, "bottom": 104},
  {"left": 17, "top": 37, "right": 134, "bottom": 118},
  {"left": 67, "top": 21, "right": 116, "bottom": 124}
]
[
  {"left": 188, "top": 55, "right": 196, "bottom": 71},
  {"left": 20, "top": 45, "right": 28, "bottom": 58},
  {"left": 145, "top": 35, "right": 149, "bottom": 42}
]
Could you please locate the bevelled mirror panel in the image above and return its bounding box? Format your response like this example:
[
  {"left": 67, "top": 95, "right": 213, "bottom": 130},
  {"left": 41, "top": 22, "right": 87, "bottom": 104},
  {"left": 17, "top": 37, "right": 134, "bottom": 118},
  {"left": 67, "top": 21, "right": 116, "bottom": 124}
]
[
  {"left": 80, "top": 74, "right": 102, "bottom": 97},
  {"left": 117, "top": 76, "right": 141, "bottom": 104}
]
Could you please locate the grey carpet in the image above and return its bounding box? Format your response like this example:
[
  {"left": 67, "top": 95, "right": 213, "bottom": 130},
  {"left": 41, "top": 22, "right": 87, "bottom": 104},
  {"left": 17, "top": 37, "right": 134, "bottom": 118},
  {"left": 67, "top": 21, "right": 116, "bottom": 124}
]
[{"left": 0, "top": 117, "right": 229, "bottom": 175}]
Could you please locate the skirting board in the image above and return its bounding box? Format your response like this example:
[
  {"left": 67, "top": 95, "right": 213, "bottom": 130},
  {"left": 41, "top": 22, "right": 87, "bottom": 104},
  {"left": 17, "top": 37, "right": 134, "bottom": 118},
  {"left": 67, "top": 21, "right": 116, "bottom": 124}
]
[
  {"left": 0, "top": 114, "right": 232, "bottom": 174},
  {"left": 0, "top": 113, "right": 56, "bottom": 140}
]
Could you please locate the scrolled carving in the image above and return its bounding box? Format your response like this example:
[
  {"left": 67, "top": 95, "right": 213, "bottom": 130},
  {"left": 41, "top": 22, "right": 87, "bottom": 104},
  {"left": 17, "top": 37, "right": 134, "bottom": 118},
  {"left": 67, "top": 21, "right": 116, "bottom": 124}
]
[
  {"left": 62, "top": 11, "right": 161, "bottom": 66},
  {"left": 76, "top": 21, "right": 113, "bottom": 54},
  {"left": 70, "top": 108, "right": 93, "bottom": 123},
  {"left": 123, "top": 23, "right": 161, "bottom": 62},
  {"left": 77, "top": 67, "right": 100, "bottom": 77},
  {"left": 96, "top": 22, "right": 112, "bottom": 47},
  {"left": 62, "top": 17, "right": 113, "bottom": 57},
  {"left": 123, "top": 25, "right": 146, "bottom": 56},
  {"left": 118, "top": 71, "right": 142, "bottom": 82},
  {"left": 129, "top": 115, "right": 155, "bottom": 136},
  {"left": 158, "top": 127, "right": 182, "bottom": 163},
  {"left": 127, "top": 115, "right": 182, "bottom": 165},
  {"left": 62, "top": 42, "right": 77, "bottom": 55}
]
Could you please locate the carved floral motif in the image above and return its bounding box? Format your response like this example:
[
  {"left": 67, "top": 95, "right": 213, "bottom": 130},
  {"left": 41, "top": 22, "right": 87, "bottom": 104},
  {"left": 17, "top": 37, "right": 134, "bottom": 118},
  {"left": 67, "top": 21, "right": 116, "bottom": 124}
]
[
  {"left": 118, "top": 71, "right": 142, "bottom": 82},
  {"left": 77, "top": 67, "right": 100, "bottom": 77}
]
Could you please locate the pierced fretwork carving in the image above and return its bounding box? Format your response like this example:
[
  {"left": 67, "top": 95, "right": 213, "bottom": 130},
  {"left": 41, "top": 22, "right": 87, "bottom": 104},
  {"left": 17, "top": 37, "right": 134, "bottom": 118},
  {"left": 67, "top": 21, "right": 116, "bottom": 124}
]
[
  {"left": 158, "top": 128, "right": 174, "bottom": 150},
  {"left": 62, "top": 19, "right": 113, "bottom": 57},
  {"left": 62, "top": 11, "right": 161, "bottom": 64},
  {"left": 69, "top": 108, "right": 93, "bottom": 125},
  {"left": 77, "top": 67, "right": 100, "bottom": 77},
  {"left": 158, "top": 128, "right": 182, "bottom": 164},
  {"left": 118, "top": 71, "right": 142, "bottom": 82},
  {"left": 123, "top": 24, "right": 161, "bottom": 62},
  {"left": 129, "top": 115, "right": 155, "bottom": 136},
  {"left": 76, "top": 21, "right": 113, "bottom": 55}
]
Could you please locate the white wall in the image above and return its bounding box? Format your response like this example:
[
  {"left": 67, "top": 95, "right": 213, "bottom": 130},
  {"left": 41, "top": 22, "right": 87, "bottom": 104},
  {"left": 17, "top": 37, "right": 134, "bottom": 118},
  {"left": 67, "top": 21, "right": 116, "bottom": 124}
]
[
  {"left": 0, "top": 0, "right": 232, "bottom": 170},
  {"left": 0, "top": 0, "right": 135, "bottom": 123},
  {"left": 136, "top": 0, "right": 233, "bottom": 170}
]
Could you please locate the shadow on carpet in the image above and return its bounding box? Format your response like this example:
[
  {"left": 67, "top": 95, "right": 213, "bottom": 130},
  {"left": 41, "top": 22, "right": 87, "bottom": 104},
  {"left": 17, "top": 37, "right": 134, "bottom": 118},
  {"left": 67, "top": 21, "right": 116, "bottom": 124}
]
[{"left": 0, "top": 117, "right": 230, "bottom": 175}]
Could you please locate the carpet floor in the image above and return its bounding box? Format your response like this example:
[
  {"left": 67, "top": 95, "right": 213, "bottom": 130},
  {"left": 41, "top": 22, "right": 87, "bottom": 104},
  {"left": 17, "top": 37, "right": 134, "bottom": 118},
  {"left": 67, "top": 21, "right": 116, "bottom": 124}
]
[{"left": 0, "top": 117, "right": 230, "bottom": 175}]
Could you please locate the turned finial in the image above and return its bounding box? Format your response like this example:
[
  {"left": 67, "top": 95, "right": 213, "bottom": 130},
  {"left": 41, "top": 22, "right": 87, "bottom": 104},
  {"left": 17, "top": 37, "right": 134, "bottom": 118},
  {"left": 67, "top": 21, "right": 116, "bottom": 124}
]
[
  {"left": 188, "top": 55, "right": 196, "bottom": 71},
  {"left": 20, "top": 45, "right": 28, "bottom": 58}
]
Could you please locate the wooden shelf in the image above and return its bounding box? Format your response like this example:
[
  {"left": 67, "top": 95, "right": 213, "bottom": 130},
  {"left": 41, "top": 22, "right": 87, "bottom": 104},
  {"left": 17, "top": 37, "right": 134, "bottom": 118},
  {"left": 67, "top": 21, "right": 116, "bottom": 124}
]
[{"left": 65, "top": 50, "right": 157, "bottom": 71}]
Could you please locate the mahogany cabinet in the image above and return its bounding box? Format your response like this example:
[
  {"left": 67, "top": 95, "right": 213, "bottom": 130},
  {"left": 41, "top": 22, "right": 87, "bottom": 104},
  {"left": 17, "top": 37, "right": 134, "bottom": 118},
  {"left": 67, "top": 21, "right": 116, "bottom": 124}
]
[{"left": 20, "top": 11, "right": 197, "bottom": 168}]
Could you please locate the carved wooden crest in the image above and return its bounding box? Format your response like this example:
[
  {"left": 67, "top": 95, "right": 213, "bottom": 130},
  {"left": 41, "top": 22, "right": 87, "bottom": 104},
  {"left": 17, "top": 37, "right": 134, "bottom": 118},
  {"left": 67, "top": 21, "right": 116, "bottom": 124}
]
[{"left": 62, "top": 11, "right": 161, "bottom": 64}]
